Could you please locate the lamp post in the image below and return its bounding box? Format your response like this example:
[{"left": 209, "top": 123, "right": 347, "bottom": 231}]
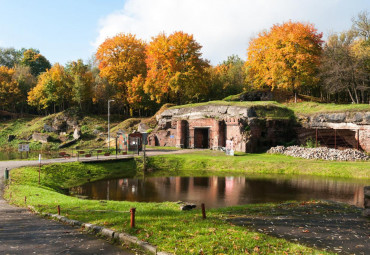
[
  {"left": 141, "top": 132, "right": 148, "bottom": 171},
  {"left": 108, "top": 99, "right": 115, "bottom": 150}
]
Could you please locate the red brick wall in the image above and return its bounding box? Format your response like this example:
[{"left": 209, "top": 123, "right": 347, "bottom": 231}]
[{"left": 151, "top": 117, "right": 295, "bottom": 152}]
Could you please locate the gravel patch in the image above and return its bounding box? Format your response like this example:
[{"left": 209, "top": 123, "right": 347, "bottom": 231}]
[{"left": 268, "top": 146, "right": 369, "bottom": 161}]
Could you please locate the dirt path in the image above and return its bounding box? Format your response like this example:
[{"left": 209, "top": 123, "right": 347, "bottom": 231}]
[{"left": 229, "top": 201, "right": 370, "bottom": 254}]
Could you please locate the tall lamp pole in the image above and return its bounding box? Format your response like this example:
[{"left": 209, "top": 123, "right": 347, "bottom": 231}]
[{"left": 108, "top": 99, "right": 115, "bottom": 150}]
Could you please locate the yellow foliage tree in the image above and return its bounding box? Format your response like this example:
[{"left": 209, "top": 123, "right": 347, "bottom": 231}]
[
  {"left": 28, "top": 63, "right": 71, "bottom": 112},
  {"left": 144, "top": 31, "right": 209, "bottom": 104},
  {"left": 0, "top": 66, "right": 21, "bottom": 111}
]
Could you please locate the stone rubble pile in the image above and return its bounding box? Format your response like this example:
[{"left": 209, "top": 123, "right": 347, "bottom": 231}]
[{"left": 267, "top": 146, "right": 369, "bottom": 161}]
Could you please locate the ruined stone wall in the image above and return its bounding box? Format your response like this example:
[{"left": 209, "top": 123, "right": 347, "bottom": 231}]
[
  {"left": 299, "top": 112, "right": 370, "bottom": 152},
  {"left": 150, "top": 104, "right": 295, "bottom": 152},
  {"left": 150, "top": 104, "right": 370, "bottom": 153}
]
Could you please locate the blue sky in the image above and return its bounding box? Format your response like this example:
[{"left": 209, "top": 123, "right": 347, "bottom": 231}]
[{"left": 0, "top": 0, "right": 368, "bottom": 66}]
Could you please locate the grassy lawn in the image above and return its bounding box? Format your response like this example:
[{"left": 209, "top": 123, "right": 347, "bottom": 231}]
[{"left": 4, "top": 159, "right": 335, "bottom": 254}]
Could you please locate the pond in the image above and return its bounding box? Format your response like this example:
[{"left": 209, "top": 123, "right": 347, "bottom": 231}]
[{"left": 70, "top": 175, "right": 368, "bottom": 208}]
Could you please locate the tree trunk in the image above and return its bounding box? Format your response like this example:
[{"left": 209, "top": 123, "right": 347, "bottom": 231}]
[
  {"left": 346, "top": 87, "right": 356, "bottom": 103},
  {"left": 354, "top": 87, "right": 359, "bottom": 104}
]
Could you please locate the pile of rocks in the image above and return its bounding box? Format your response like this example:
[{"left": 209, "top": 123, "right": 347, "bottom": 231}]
[{"left": 267, "top": 145, "right": 369, "bottom": 161}]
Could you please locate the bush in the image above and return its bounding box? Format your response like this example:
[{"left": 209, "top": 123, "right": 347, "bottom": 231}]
[
  {"left": 81, "top": 125, "right": 89, "bottom": 133},
  {"left": 304, "top": 137, "right": 320, "bottom": 148}
]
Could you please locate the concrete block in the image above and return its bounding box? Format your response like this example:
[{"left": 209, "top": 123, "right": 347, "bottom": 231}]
[{"left": 101, "top": 228, "right": 115, "bottom": 238}]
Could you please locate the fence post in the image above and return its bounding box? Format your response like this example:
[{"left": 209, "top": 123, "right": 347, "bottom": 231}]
[
  {"left": 4, "top": 168, "right": 9, "bottom": 180},
  {"left": 57, "top": 205, "right": 61, "bottom": 215},
  {"left": 130, "top": 208, "right": 136, "bottom": 228},
  {"left": 357, "top": 129, "right": 360, "bottom": 150},
  {"left": 201, "top": 203, "right": 206, "bottom": 219}
]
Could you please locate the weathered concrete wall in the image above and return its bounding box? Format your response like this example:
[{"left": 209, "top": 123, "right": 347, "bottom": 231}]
[{"left": 299, "top": 112, "right": 370, "bottom": 152}]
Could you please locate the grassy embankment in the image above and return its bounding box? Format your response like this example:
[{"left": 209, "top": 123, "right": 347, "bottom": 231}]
[
  {"left": 146, "top": 150, "right": 369, "bottom": 179},
  {"left": 4, "top": 151, "right": 369, "bottom": 254}
]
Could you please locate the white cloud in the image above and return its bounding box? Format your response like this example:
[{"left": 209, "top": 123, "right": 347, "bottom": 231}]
[{"left": 93, "top": 0, "right": 364, "bottom": 65}]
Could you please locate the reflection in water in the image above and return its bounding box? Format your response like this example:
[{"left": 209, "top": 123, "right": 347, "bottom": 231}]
[{"left": 70, "top": 176, "right": 367, "bottom": 208}]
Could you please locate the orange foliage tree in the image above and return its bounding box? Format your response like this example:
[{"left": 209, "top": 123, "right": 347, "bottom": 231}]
[
  {"left": 246, "top": 21, "right": 323, "bottom": 99},
  {"left": 95, "top": 33, "right": 147, "bottom": 105},
  {"left": 145, "top": 31, "right": 209, "bottom": 104},
  {"left": 0, "top": 66, "right": 21, "bottom": 111}
]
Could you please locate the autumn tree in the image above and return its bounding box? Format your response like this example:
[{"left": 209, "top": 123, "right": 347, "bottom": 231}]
[
  {"left": 207, "top": 55, "right": 246, "bottom": 100},
  {"left": 95, "top": 33, "right": 147, "bottom": 108},
  {"left": 20, "top": 49, "right": 51, "bottom": 76},
  {"left": 0, "top": 47, "right": 23, "bottom": 68},
  {"left": 246, "top": 21, "right": 323, "bottom": 101},
  {"left": 28, "top": 63, "right": 71, "bottom": 112},
  {"left": 320, "top": 32, "right": 369, "bottom": 104},
  {"left": 0, "top": 66, "right": 21, "bottom": 111},
  {"left": 352, "top": 10, "right": 370, "bottom": 40},
  {"left": 65, "top": 59, "right": 93, "bottom": 111},
  {"left": 145, "top": 31, "right": 209, "bottom": 104},
  {"left": 319, "top": 11, "right": 369, "bottom": 103},
  {"left": 13, "top": 65, "right": 36, "bottom": 113}
]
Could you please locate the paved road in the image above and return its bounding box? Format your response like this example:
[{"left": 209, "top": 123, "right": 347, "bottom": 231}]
[
  {"left": 0, "top": 149, "right": 193, "bottom": 254},
  {"left": 0, "top": 199, "right": 134, "bottom": 255}
]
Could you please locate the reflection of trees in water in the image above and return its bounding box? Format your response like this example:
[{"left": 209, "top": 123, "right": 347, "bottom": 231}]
[{"left": 71, "top": 176, "right": 365, "bottom": 207}]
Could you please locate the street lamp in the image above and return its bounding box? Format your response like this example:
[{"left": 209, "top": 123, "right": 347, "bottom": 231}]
[{"left": 108, "top": 99, "right": 115, "bottom": 150}]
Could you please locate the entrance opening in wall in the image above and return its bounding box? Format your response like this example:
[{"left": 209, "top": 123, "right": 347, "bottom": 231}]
[{"left": 194, "top": 128, "right": 209, "bottom": 148}]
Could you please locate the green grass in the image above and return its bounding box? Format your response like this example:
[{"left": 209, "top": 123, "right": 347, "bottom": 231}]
[
  {"left": 169, "top": 100, "right": 284, "bottom": 109},
  {"left": 146, "top": 146, "right": 179, "bottom": 150},
  {"left": 147, "top": 151, "right": 370, "bottom": 179},
  {"left": 285, "top": 102, "right": 370, "bottom": 115},
  {"left": 168, "top": 100, "right": 370, "bottom": 119},
  {"left": 169, "top": 101, "right": 295, "bottom": 119},
  {"left": 5, "top": 159, "right": 334, "bottom": 254}
]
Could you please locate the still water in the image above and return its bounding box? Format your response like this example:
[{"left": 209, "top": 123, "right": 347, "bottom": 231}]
[{"left": 70, "top": 175, "right": 368, "bottom": 208}]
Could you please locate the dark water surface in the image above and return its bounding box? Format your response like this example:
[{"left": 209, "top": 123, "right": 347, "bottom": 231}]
[{"left": 70, "top": 175, "right": 368, "bottom": 208}]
